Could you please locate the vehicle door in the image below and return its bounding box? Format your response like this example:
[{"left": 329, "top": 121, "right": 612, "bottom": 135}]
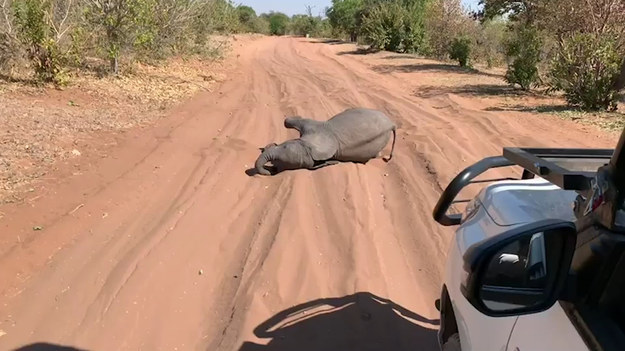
[{"left": 506, "top": 303, "right": 588, "bottom": 351}]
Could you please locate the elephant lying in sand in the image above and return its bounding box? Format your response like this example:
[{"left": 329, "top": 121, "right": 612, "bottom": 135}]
[{"left": 254, "top": 108, "right": 397, "bottom": 175}]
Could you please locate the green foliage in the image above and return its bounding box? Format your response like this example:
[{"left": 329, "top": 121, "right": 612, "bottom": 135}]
[
  {"left": 250, "top": 16, "right": 271, "bottom": 34},
  {"left": 289, "top": 15, "right": 310, "bottom": 36},
  {"left": 360, "top": 0, "right": 427, "bottom": 53},
  {"left": 12, "top": 0, "right": 68, "bottom": 85},
  {"left": 477, "top": 0, "right": 539, "bottom": 25},
  {"left": 267, "top": 12, "right": 289, "bottom": 36},
  {"left": 504, "top": 26, "right": 542, "bottom": 91},
  {"left": 448, "top": 35, "right": 472, "bottom": 67},
  {"left": 237, "top": 5, "right": 271, "bottom": 34},
  {"left": 549, "top": 33, "right": 624, "bottom": 111},
  {"left": 1, "top": 0, "right": 274, "bottom": 84},
  {"left": 237, "top": 5, "right": 256, "bottom": 25},
  {"left": 290, "top": 6, "right": 325, "bottom": 37},
  {"left": 326, "top": 0, "right": 363, "bottom": 41},
  {"left": 84, "top": 0, "right": 143, "bottom": 74},
  {"left": 474, "top": 17, "right": 507, "bottom": 67},
  {"left": 207, "top": 0, "right": 241, "bottom": 33}
]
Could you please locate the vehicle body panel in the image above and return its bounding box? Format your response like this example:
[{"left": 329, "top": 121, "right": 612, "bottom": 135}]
[
  {"left": 507, "top": 303, "right": 589, "bottom": 351},
  {"left": 443, "top": 177, "right": 582, "bottom": 350},
  {"left": 477, "top": 177, "right": 579, "bottom": 227}
]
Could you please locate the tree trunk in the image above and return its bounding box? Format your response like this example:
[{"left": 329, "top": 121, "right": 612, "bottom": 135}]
[
  {"left": 110, "top": 56, "right": 119, "bottom": 75},
  {"left": 613, "top": 58, "right": 625, "bottom": 92}
]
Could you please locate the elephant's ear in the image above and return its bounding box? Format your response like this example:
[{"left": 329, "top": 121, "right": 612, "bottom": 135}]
[{"left": 301, "top": 132, "right": 338, "bottom": 161}]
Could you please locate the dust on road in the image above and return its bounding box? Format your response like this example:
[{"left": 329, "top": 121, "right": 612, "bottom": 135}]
[{"left": 0, "top": 36, "right": 616, "bottom": 351}]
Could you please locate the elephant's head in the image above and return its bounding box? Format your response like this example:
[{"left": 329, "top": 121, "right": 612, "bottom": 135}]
[{"left": 254, "top": 139, "right": 315, "bottom": 175}]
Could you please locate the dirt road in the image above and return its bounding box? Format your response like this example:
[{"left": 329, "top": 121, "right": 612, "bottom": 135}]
[{"left": 0, "top": 36, "right": 617, "bottom": 351}]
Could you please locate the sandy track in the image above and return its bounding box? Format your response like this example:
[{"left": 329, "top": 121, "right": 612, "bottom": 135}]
[{"left": 0, "top": 37, "right": 617, "bottom": 351}]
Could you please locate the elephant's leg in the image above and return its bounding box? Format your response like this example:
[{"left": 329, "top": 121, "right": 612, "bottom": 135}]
[
  {"left": 309, "top": 160, "right": 340, "bottom": 170},
  {"left": 285, "top": 117, "right": 325, "bottom": 137},
  {"left": 284, "top": 117, "right": 306, "bottom": 134},
  {"left": 336, "top": 132, "right": 392, "bottom": 162}
]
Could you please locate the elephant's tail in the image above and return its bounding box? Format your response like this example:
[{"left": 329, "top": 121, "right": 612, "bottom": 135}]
[{"left": 383, "top": 126, "right": 396, "bottom": 163}]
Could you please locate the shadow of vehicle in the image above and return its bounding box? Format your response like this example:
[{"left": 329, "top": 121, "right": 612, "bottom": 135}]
[
  {"left": 238, "top": 291, "right": 440, "bottom": 351},
  {"left": 13, "top": 343, "right": 87, "bottom": 351}
]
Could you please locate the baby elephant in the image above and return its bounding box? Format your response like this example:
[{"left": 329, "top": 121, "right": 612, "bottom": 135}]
[{"left": 255, "top": 108, "right": 397, "bottom": 175}]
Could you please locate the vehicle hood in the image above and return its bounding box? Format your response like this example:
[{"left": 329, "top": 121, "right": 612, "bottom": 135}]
[
  {"left": 455, "top": 177, "right": 579, "bottom": 254},
  {"left": 478, "top": 177, "right": 579, "bottom": 226}
]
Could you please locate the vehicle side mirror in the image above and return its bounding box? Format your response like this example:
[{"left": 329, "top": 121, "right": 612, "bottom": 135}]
[{"left": 461, "top": 219, "right": 577, "bottom": 317}]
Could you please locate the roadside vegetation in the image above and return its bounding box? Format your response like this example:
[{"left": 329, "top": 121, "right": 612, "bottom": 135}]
[
  {"left": 0, "top": 0, "right": 333, "bottom": 85},
  {"left": 324, "top": 0, "right": 625, "bottom": 114}
]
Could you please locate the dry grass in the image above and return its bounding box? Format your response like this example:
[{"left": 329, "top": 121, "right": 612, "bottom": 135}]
[{"left": 0, "top": 34, "right": 248, "bottom": 204}]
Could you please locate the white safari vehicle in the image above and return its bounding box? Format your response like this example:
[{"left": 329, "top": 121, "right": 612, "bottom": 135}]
[{"left": 432, "top": 126, "right": 625, "bottom": 351}]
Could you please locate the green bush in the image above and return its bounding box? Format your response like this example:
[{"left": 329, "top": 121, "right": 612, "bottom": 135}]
[
  {"left": 290, "top": 14, "right": 322, "bottom": 37},
  {"left": 504, "top": 26, "right": 542, "bottom": 91},
  {"left": 237, "top": 5, "right": 257, "bottom": 30},
  {"left": 549, "top": 33, "right": 623, "bottom": 111},
  {"left": 267, "top": 12, "right": 290, "bottom": 35},
  {"left": 448, "top": 35, "right": 472, "bottom": 67},
  {"left": 12, "top": 0, "right": 69, "bottom": 85},
  {"left": 360, "top": 0, "right": 426, "bottom": 53},
  {"left": 326, "top": 0, "right": 363, "bottom": 42},
  {"left": 250, "top": 16, "right": 271, "bottom": 34}
]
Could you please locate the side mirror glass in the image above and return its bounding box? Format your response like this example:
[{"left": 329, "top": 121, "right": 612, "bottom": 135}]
[{"left": 461, "top": 219, "right": 577, "bottom": 317}]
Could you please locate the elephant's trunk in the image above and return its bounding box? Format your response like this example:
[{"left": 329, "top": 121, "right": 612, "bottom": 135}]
[{"left": 255, "top": 149, "right": 272, "bottom": 175}]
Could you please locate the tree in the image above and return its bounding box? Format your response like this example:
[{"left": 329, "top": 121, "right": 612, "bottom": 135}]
[
  {"left": 549, "top": 33, "right": 623, "bottom": 111},
  {"left": 12, "top": 0, "right": 76, "bottom": 84},
  {"left": 504, "top": 25, "right": 542, "bottom": 90},
  {"left": 360, "top": 0, "right": 428, "bottom": 53},
  {"left": 326, "top": 0, "right": 363, "bottom": 41},
  {"left": 614, "top": 59, "right": 625, "bottom": 92},
  {"left": 290, "top": 5, "right": 322, "bottom": 37},
  {"left": 266, "top": 11, "right": 289, "bottom": 36},
  {"left": 473, "top": 17, "right": 508, "bottom": 67},
  {"left": 424, "top": 0, "right": 475, "bottom": 59},
  {"left": 449, "top": 35, "right": 472, "bottom": 67},
  {"left": 132, "top": 0, "right": 205, "bottom": 60},
  {"left": 477, "top": 0, "right": 542, "bottom": 25},
  {"left": 85, "top": 0, "right": 142, "bottom": 75},
  {"left": 236, "top": 4, "right": 256, "bottom": 32},
  {"left": 237, "top": 5, "right": 255, "bottom": 23}
]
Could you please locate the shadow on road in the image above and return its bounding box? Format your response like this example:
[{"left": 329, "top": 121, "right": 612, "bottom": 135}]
[
  {"left": 374, "top": 63, "right": 502, "bottom": 79},
  {"left": 238, "top": 291, "right": 440, "bottom": 351},
  {"left": 307, "top": 39, "right": 352, "bottom": 45},
  {"left": 413, "top": 84, "right": 533, "bottom": 99},
  {"left": 337, "top": 47, "right": 379, "bottom": 56},
  {"left": 13, "top": 343, "right": 87, "bottom": 351}
]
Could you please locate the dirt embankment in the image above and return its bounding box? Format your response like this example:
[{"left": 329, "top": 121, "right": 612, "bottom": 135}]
[{"left": 0, "top": 36, "right": 618, "bottom": 351}]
